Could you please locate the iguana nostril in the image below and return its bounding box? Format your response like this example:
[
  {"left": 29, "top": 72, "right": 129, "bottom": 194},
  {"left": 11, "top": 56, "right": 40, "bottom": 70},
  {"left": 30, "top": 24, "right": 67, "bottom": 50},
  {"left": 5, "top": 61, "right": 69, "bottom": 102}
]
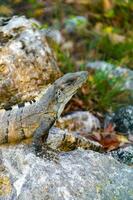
[{"left": 60, "top": 87, "right": 64, "bottom": 91}]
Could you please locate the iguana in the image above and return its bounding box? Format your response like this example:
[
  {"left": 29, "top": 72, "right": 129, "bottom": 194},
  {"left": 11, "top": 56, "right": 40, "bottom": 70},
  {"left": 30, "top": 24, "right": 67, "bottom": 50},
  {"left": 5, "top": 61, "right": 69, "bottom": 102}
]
[{"left": 0, "top": 71, "right": 88, "bottom": 150}]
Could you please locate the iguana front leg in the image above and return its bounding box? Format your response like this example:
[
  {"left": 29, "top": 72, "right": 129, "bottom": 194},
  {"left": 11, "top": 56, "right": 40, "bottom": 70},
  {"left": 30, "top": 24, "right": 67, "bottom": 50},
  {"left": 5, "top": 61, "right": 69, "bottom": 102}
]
[{"left": 32, "top": 120, "right": 55, "bottom": 154}]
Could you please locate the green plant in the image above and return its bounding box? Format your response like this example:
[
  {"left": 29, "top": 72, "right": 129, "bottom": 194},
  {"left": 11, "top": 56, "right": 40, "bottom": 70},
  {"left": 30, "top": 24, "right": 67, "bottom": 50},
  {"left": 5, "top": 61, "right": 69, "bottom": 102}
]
[
  {"left": 50, "top": 43, "right": 75, "bottom": 73},
  {"left": 80, "top": 69, "right": 130, "bottom": 112}
]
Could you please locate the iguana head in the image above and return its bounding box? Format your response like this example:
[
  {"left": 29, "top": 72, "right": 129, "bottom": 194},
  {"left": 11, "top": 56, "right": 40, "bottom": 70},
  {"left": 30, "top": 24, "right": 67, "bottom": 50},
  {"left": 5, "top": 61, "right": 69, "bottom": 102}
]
[
  {"left": 53, "top": 71, "right": 88, "bottom": 118},
  {"left": 39, "top": 71, "right": 88, "bottom": 118}
]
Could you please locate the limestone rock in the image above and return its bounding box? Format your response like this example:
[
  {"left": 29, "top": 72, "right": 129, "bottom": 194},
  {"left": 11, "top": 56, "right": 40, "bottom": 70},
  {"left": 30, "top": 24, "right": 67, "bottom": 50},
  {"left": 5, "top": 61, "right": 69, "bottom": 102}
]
[
  {"left": 42, "top": 28, "right": 63, "bottom": 44},
  {"left": 56, "top": 111, "right": 100, "bottom": 134},
  {"left": 0, "top": 139, "right": 133, "bottom": 200},
  {"left": 0, "top": 16, "right": 61, "bottom": 109},
  {"left": 0, "top": 127, "right": 133, "bottom": 200},
  {"left": 0, "top": 151, "right": 16, "bottom": 199}
]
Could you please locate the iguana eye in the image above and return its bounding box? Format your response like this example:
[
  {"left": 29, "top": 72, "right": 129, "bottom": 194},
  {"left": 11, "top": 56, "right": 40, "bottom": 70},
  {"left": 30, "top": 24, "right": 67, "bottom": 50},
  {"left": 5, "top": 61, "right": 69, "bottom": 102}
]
[{"left": 66, "top": 77, "right": 77, "bottom": 85}]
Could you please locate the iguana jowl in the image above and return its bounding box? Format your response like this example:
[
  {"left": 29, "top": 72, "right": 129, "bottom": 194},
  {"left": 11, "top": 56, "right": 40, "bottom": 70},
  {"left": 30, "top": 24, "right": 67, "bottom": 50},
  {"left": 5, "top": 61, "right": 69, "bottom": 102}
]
[{"left": 0, "top": 71, "right": 88, "bottom": 148}]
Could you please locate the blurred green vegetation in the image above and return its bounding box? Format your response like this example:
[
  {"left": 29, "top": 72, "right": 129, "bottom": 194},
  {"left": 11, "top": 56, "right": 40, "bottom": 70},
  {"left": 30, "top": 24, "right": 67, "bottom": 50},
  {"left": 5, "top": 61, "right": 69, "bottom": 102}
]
[
  {"left": 0, "top": 0, "right": 133, "bottom": 68},
  {"left": 0, "top": 0, "right": 132, "bottom": 112},
  {"left": 80, "top": 69, "right": 131, "bottom": 112}
]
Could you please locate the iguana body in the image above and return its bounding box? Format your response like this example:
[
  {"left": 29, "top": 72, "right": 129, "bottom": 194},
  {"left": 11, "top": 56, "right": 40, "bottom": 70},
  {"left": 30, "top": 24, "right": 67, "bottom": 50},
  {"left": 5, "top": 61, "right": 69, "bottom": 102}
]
[{"left": 0, "top": 71, "right": 88, "bottom": 146}]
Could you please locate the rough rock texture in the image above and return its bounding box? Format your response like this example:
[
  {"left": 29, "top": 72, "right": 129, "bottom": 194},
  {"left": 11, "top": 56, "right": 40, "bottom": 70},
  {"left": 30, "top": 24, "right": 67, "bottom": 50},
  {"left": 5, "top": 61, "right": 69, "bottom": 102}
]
[
  {"left": 112, "top": 106, "right": 133, "bottom": 135},
  {"left": 0, "top": 128, "right": 133, "bottom": 200},
  {"left": 0, "top": 151, "right": 16, "bottom": 199},
  {"left": 104, "top": 106, "right": 133, "bottom": 137},
  {"left": 110, "top": 145, "right": 133, "bottom": 165},
  {"left": 56, "top": 111, "right": 100, "bottom": 134},
  {"left": 0, "top": 16, "right": 61, "bottom": 109},
  {"left": 0, "top": 139, "right": 133, "bottom": 200}
]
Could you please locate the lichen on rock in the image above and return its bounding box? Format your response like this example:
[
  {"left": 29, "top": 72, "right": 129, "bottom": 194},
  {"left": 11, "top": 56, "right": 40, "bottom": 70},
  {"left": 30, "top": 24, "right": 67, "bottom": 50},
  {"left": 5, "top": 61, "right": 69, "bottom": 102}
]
[
  {"left": 0, "top": 15, "right": 61, "bottom": 109},
  {"left": 1, "top": 140, "right": 133, "bottom": 200},
  {"left": 0, "top": 150, "right": 16, "bottom": 199}
]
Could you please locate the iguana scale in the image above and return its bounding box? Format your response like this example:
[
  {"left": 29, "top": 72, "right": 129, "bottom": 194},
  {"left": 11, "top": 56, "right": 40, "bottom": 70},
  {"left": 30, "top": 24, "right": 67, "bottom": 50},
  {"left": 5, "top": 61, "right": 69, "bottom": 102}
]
[{"left": 0, "top": 71, "right": 88, "bottom": 149}]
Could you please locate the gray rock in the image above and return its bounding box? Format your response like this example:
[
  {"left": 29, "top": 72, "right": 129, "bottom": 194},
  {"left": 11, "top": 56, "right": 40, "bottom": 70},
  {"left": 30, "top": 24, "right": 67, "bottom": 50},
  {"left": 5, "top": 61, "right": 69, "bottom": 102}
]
[
  {"left": 1, "top": 128, "right": 133, "bottom": 200},
  {"left": 87, "top": 61, "right": 114, "bottom": 72},
  {"left": 111, "top": 106, "right": 133, "bottom": 136},
  {"left": 0, "top": 15, "right": 61, "bottom": 109},
  {"left": 110, "top": 145, "right": 133, "bottom": 165},
  {"left": 0, "top": 151, "right": 17, "bottom": 199},
  {"left": 41, "top": 28, "right": 64, "bottom": 44},
  {"left": 56, "top": 111, "right": 100, "bottom": 134}
]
